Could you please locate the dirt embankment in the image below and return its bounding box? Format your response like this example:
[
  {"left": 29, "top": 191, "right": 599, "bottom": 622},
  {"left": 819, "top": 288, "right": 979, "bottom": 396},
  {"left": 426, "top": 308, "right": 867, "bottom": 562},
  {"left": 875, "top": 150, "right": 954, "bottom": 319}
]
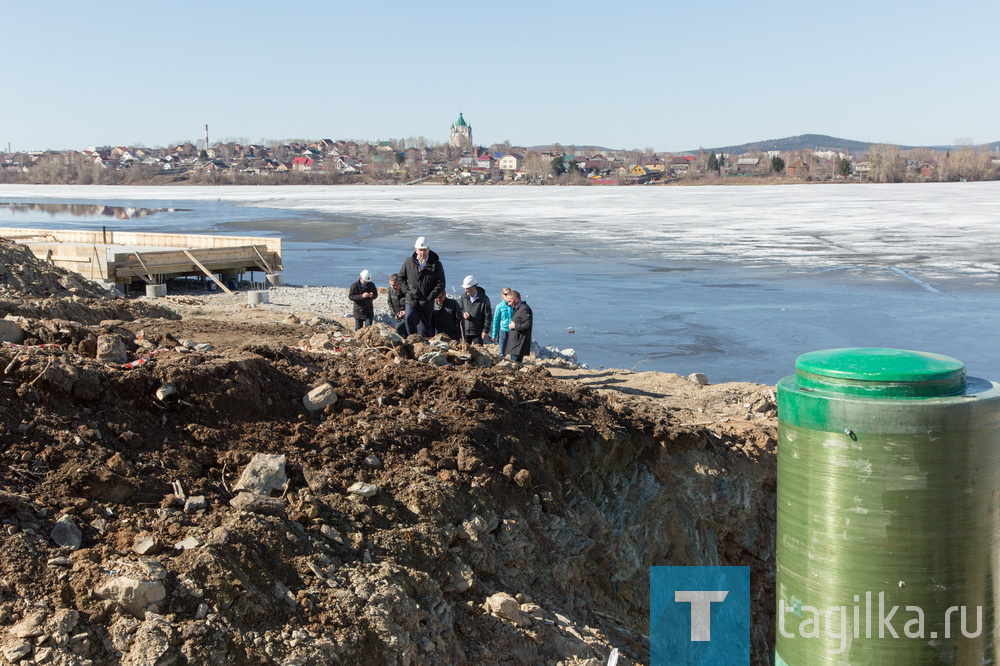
[{"left": 0, "top": 239, "right": 777, "bottom": 665}]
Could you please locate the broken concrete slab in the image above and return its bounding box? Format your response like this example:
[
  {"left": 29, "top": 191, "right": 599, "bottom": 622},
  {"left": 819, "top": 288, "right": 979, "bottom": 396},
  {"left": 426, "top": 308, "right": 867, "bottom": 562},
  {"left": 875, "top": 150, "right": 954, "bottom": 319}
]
[
  {"left": 96, "top": 334, "right": 128, "bottom": 364},
  {"left": 50, "top": 515, "right": 82, "bottom": 550},
  {"left": 347, "top": 482, "right": 377, "bottom": 498},
  {"left": 303, "top": 383, "right": 338, "bottom": 412},
  {"left": 230, "top": 492, "right": 286, "bottom": 516},
  {"left": 95, "top": 576, "right": 167, "bottom": 618},
  {"left": 233, "top": 453, "right": 287, "bottom": 495}
]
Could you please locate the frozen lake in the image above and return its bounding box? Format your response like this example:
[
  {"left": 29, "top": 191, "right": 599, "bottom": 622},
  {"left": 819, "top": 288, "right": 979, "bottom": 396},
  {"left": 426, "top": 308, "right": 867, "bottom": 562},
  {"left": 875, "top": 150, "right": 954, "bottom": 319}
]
[{"left": 2, "top": 182, "right": 999, "bottom": 384}]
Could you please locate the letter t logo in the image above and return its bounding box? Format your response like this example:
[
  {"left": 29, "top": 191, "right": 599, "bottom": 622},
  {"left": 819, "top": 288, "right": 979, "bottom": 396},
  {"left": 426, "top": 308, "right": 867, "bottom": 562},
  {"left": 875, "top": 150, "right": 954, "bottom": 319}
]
[{"left": 675, "top": 591, "right": 729, "bottom": 641}]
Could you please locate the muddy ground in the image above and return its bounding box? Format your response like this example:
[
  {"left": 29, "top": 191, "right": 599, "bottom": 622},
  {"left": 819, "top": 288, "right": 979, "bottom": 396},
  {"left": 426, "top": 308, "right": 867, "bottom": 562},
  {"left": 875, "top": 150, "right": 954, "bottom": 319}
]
[{"left": 0, "top": 240, "right": 777, "bottom": 665}]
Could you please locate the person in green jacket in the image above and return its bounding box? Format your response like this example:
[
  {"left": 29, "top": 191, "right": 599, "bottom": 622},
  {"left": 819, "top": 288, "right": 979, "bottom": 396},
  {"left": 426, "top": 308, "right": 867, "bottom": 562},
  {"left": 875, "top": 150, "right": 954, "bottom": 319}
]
[{"left": 491, "top": 286, "right": 513, "bottom": 355}]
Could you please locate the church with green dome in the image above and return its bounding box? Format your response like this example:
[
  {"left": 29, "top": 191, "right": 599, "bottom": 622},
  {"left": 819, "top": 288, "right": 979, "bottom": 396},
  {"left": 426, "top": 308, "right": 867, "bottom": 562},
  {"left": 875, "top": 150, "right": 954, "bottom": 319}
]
[{"left": 449, "top": 112, "right": 473, "bottom": 151}]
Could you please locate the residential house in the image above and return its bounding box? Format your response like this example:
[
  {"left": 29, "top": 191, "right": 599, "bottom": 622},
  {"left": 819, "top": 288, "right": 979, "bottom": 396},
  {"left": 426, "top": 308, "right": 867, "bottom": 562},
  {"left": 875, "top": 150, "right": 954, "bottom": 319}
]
[
  {"left": 643, "top": 156, "right": 666, "bottom": 173},
  {"left": 786, "top": 159, "right": 810, "bottom": 179},
  {"left": 333, "top": 156, "right": 360, "bottom": 174},
  {"left": 291, "top": 156, "right": 315, "bottom": 171},
  {"left": 199, "top": 160, "right": 230, "bottom": 172},
  {"left": 734, "top": 157, "right": 761, "bottom": 173},
  {"left": 582, "top": 158, "right": 611, "bottom": 176},
  {"left": 498, "top": 153, "right": 523, "bottom": 171},
  {"left": 670, "top": 156, "right": 693, "bottom": 174},
  {"left": 627, "top": 165, "right": 656, "bottom": 183}
]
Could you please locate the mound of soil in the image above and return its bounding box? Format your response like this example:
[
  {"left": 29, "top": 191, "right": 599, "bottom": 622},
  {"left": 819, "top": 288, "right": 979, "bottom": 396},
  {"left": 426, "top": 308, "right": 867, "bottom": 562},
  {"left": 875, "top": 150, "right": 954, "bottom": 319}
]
[{"left": 0, "top": 239, "right": 778, "bottom": 665}]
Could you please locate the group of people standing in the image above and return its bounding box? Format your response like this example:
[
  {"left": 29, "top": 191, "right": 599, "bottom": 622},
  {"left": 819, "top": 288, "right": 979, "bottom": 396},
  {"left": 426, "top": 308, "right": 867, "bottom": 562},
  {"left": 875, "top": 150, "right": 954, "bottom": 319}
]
[{"left": 348, "top": 236, "right": 533, "bottom": 362}]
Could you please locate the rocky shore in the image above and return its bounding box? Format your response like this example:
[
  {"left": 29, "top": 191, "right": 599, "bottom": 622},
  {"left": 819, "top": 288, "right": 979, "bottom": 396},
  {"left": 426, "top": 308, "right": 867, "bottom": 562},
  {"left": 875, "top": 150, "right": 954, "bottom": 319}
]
[
  {"left": 0, "top": 239, "right": 777, "bottom": 665},
  {"left": 159, "top": 283, "right": 584, "bottom": 369}
]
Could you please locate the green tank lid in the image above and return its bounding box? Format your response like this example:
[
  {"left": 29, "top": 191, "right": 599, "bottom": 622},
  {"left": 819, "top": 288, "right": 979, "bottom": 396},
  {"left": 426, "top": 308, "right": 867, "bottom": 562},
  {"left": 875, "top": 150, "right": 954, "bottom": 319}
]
[{"left": 793, "top": 347, "right": 966, "bottom": 397}]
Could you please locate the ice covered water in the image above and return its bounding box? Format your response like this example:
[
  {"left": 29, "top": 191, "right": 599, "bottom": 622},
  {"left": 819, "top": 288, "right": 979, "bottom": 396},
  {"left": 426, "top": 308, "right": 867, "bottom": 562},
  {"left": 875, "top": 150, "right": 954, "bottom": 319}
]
[{"left": 3, "top": 182, "right": 999, "bottom": 383}]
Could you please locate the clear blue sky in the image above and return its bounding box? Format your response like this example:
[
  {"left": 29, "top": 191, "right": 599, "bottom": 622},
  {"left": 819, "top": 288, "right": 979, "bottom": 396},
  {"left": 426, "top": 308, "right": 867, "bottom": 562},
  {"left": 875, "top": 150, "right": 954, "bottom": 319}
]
[{"left": 4, "top": 0, "right": 998, "bottom": 153}]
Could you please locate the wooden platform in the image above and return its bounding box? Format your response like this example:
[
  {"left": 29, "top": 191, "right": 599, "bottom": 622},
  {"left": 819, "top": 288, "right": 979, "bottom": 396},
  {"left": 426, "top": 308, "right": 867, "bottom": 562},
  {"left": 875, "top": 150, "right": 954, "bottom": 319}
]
[{"left": 0, "top": 227, "right": 283, "bottom": 288}]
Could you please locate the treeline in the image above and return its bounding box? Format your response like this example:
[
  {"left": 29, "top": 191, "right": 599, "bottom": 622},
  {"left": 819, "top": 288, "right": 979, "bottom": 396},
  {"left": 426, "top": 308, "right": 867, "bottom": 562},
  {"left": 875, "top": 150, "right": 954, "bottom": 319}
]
[
  {"left": 0, "top": 154, "right": 366, "bottom": 186},
  {"left": 864, "top": 144, "right": 999, "bottom": 183}
]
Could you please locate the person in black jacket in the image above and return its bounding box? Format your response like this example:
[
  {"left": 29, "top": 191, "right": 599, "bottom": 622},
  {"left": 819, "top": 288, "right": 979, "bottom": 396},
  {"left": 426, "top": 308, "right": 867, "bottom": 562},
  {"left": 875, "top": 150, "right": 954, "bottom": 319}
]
[
  {"left": 432, "top": 292, "right": 462, "bottom": 341},
  {"left": 506, "top": 290, "right": 532, "bottom": 362},
  {"left": 386, "top": 273, "right": 407, "bottom": 337},
  {"left": 398, "top": 236, "right": 445, "bottom": 337},
  {"left": 348, "top": 269, "right": 378, "bottom": 330},
  {"left": 458, "top": 275, "right": 492, "bottom": 345}
]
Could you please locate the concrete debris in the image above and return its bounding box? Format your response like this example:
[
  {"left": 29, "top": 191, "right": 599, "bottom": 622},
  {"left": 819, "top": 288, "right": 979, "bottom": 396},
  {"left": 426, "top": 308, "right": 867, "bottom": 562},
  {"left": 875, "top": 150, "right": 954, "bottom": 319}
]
[
  {"left": 136, "top": 559, "right": 169, "bottom": 581},
  {"left": 303, "top": 383, "right": 338, "bottom": 412},
  {"left": 183, "top": 495, "right": 207, "bottom": 513},
  {"left": 50, "top": 515, "right": 82, "bottom": 550},
  {"left": 418, "top": 351, "right": 449, "bottom": 366},
  {"left": 96, "top": 334, "right": 127, "bottom": 364},
  {"left": 308, "top": 333, "right": 335, "bottom": 350},
  {"left": 132, "top": 534, "right": 162, "bottom": 556},
  {"left": 0, "top": 241, "right": 778, "bottom": 664},
  {"left": 174, "top": 535, "right": 203, "bottom": 551},
  {"left": 230, "top": 492, "right": 286, "bottom": 516},
  {"left": 347, "top": 482, "right": 377, "bottom": 498},
  {"left": 485, "top": 592, "right": 528, "bottom": 626},
  {"left": 687, "top": 372, "right": 709, "bottom": 386},
  {"left": 442, "top": 560, "right": 475, "bottom": 593},
  {"left": 10, "top": 611, "right": 47, "bottom": 638},
  {"left": 2, "top": 643, "right": 32, "bottom": 662},
  {"left": 233, "top": 453, "right": 288, "bottom": 495},
  {"left": 95, "top": 576, "right": 167, "bottom": 618},
  {"left": 122, "top": 612, "right": 174, "bottom": 666}
]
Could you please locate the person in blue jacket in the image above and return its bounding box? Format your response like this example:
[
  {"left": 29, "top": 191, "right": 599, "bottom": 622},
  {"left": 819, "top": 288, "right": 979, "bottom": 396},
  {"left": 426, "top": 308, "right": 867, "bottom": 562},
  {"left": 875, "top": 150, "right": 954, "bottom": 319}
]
[{"left": 491, "top": 286, "right": 513, "bottom": 355}]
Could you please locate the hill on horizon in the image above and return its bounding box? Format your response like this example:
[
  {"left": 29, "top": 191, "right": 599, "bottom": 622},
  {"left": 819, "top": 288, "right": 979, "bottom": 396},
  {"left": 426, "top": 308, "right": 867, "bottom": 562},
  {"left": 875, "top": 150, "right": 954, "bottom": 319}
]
[
  {"left": 524, "top": 134, "right": 1000, "bottom": 157},
  {"left": 690, "top": 133, "right": 1000, "bottom": 156}
]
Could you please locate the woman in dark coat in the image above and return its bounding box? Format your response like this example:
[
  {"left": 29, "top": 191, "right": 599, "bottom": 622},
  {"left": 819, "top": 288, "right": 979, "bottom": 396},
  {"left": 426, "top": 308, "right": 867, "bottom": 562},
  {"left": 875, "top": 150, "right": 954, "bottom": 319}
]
[{"left": 505, "top": 290, "right": 532, "bottom": 362}]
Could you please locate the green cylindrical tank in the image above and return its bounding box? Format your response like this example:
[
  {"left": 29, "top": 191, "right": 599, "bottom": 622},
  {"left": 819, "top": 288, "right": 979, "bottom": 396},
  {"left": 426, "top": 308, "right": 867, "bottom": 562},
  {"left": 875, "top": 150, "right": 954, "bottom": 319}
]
[{"left": 775, "top": 348, "right": 1000, "bottom": 664}]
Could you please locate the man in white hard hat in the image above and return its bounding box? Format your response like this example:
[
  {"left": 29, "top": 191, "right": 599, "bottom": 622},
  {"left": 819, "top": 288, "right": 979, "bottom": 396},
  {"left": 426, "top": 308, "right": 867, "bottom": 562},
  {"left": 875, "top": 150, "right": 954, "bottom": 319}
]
[
  {"left": 397, "top": 236, "right": 445, "bottom": 337},
  {"left": 348, "top": 269, "right": 378, "bottom": 330},
  {"left": 458, "top": 274, "right": 492, "bottom": 345}
]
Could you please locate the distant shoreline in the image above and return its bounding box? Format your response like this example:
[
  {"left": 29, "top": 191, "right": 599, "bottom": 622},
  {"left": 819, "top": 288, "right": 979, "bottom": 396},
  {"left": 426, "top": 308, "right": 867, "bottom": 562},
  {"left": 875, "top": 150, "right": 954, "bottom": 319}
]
[{"left": 0, "top": 175, "right": 888, "bottom": 188}]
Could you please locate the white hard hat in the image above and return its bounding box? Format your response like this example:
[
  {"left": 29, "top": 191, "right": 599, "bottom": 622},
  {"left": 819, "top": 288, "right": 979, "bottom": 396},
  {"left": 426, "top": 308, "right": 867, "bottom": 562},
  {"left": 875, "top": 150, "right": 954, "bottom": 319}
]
[
  {"left": 414, "top": 236, "right": 428, "bottom": 249},
  {"left": 360, "top": 270, "right": 371, "bottom": 281},
  {"left": 462, "top": 275, "right": 478, "bottom": 289}
]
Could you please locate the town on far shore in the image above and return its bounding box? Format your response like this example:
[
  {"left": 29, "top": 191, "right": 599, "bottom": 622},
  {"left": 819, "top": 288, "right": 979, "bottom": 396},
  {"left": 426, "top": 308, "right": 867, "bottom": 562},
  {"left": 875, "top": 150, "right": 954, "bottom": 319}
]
[{"left": 2, "top": 113, "right": 999, "bottom": 186}]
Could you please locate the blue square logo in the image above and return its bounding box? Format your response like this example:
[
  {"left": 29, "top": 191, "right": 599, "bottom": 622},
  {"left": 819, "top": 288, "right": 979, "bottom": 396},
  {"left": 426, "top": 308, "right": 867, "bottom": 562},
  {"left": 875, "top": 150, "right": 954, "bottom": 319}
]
[{"left": 650, "top": 566, "right": 751, "bottom": 665}]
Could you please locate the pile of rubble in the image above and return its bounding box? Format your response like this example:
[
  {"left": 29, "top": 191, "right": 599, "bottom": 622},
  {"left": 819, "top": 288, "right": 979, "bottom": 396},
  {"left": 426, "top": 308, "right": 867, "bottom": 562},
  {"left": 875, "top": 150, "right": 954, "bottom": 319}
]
[{"left": 0, "top": 240, "right": 778, "bottom": 665}]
